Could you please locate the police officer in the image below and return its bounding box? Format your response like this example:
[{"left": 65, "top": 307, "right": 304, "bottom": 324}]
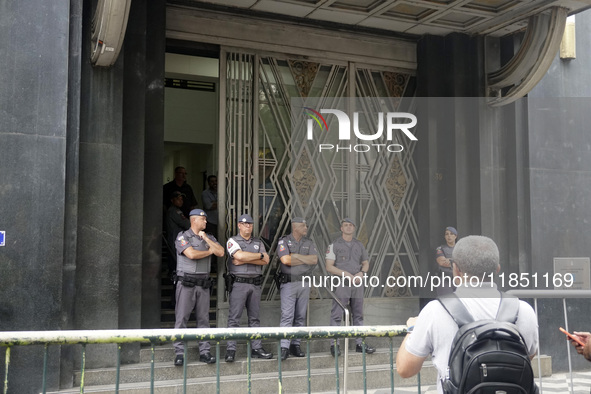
[
  {"left": 225, "top": 214, "right": 273, "bottom": 362},
  {"left": 276, "top": 217, "right": 318, "bottom": 361},
  {"left": 173, "top": 209, "right": 225, "bottom": 366},
  {"left": 325, "top": 218, "right": 375, "bottom": 356},
  {"left": 435, "top": 226, "right": 457, "bottom": 295}
]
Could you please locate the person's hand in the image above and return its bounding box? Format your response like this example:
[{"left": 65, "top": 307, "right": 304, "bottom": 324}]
[
  {"left": 406, "top": 317, "right": 418, "bottom": 327},
  {"left": 346, "top": 272, "right": 359, "bottom": 285},
  {"left": 198, "top": 230, "right": 206, "bottom": 238},
  {"left": 353, "top": 272, "right": 365, "bottom": 286},
  {"left": 573, "top": 332, "right": 591, "bottom": 356}
]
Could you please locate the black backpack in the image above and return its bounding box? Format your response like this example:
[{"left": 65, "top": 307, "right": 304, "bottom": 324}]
[{"left": 438, "top": 292, "right": 538, "bottom": 394}]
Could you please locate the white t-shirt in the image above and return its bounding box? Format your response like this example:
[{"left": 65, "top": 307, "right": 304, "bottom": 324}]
[{"left": 404, "top": 283, "right": 539, "bottom": 393}]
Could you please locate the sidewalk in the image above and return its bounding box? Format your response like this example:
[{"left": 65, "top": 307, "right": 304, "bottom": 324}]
[{"left": 314, "top": 370, "right": 591, "bottom": 394}]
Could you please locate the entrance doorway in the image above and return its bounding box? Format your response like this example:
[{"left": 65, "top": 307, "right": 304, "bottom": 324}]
[{"left": 162, "top": 52, "right": 220, "bottom": 327}]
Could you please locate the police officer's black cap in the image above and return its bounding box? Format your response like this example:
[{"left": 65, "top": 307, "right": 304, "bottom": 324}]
[
  {"left": 292, "top": 217, "right": 306, "bottom": 224},
  {"left": 238, "top": 214, "right": 254, "bottom": 224}
]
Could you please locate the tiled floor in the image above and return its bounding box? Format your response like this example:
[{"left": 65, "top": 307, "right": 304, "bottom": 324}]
[
  {"left": 329, "top": 371, "right": 591, "bottom": 393},
  {"left": 392, "top": 371, "right": 591, "bottom": 393}
]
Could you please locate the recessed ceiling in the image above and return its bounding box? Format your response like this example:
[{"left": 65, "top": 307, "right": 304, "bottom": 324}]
[{"left": 172, "top": 0, "right": 591, "bottom": 36}]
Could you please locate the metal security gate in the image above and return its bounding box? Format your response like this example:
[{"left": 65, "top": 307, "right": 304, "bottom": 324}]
[{"left": 219, "top": 48, "right": 418, "bottom": 302}]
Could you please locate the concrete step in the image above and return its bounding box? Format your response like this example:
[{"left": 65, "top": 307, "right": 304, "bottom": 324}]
[
  {"left": 74, "top": 347, "right": 399, "bottom": 386},
  {"left": 140, "top": 337, "right": 405, "bottom": 363},
  {"left": 51, "top": 349, "right": 551, "bottom": 394},
  {"left": 52, "top": 362, "right": 439, "bottom": 393},
  {"left": 160, "top": 309, "right": 217, "bottom": 318}
]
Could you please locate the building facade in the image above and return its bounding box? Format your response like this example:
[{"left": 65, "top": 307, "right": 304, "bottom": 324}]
[{"left": 2, "top": 0, "right": 591, "bottom": 391}]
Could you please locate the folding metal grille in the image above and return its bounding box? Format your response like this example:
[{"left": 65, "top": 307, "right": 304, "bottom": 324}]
[{"left": 222, "top": 49, "right": 418, "bottom": 301}]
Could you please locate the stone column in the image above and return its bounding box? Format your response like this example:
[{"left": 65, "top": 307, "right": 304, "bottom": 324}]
[
  {"left": 74, "top": 0, "right": 125, "bottom": 369},
  {"left": 141, "top": 0, "right": 166, "bottom": 331},
  {"left": 0, "top": 1, "right": 70, "bottom": 391},
  {"left": 415, "top": 33, "right": 528, "bottom": 298}
]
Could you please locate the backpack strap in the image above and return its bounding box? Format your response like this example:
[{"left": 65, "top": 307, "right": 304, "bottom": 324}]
[
  {"left": 495, "top": 291, "right": 520, "bottom": 323},
  {"left": 438, "top": 293, "right": 474, "bottom": 328}
]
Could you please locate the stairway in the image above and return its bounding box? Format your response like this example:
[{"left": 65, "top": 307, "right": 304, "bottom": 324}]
[
  {"left": 50, "top": 338, "right": 418, "bottom": 393},
  {"left": 48, "top": 339, "right": 552, "bottom": 393}
]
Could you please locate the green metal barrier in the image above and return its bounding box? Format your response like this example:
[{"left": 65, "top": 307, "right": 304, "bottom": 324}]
[{"left": 0, "top": 325, "right": 409, "bottom": 394}]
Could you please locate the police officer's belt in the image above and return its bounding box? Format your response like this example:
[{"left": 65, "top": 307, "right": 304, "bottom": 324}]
[
  {"left": 180, "top": 274, "right": 213, "bottom": 289},
  {"left": 233, "top": 275, "right": 263, "bottom": 285},
  {"left": 277, "top": 273, "right": 304, "bottom": 283},
  {"left": 278, "top": 266, "right": 315, "bottom": 283}
]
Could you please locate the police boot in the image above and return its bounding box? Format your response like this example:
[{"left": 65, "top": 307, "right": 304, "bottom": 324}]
[
  {"left": 199, "top": 352, "right": 216, "bottom": 364},
  {"left": 251, "top": 347, "right": 273, "bottom": 359},
  {"left": 356, "top": 343, "right": 376, "bottom": 354},
  {"left": 289, "top": 344, "right": 305, "bottom": 357},
  {"left": 330, "top": 344, "right": 341, "bottom": 357},
  {"left": 225, "top": 350, "right": 236, "bottom": 363},
  {"left": 174, "top": 354, "right": 184, "bottom": 366},
  {"left": 281, "top": 348, "right": 289, "bottom": 361}
]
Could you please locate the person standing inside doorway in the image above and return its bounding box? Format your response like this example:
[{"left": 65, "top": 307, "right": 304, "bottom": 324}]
[
  {"left": 163, "top": 166, "right": 198, "bottom": 218},
  {"left": 165, "top": 191, "right": 191, "bottom": 273}
]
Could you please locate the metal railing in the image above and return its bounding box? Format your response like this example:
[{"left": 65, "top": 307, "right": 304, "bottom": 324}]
[
  {"left": 322, "top": 287, "right": 351, "bottom": 393},
  {"left": 507, "top": 289, "right": 591, "bottom": 394},
  {"left": 6, "top": 290, "right": 582, "bottom": 393},
  {"left": 0, "top": 325, "right": 407, "bottom": 394}
]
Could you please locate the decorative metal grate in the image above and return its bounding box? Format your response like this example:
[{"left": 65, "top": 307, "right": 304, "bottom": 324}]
[
  {"left": 222, "top": 49, "right": 417, "bottom": 301},
  {"left": 223, "top": 51, "right": 255, "bottom": 239}
]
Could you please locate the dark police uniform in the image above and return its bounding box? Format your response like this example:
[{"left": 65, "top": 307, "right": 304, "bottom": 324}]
[
  {"left": 163, "top": 180, "right": 198, "bottom": 218},
  {"left": 225, "top": 234, "right": 267, "bottom": 352},
  {"left": 166, "top": 204, "right": 190, "bottom": 269},
  {"left": 326, "top": 236, "right": 369, "bottom": 346},
  {"left": 276, "top": 233, "right": 318, "bottom": 350},
  {"left": 435, "top": 243, "right": 455, "bottom": 295},
  {"left": 167, "top": 205, "right": 190, "bottom": 242},
  {"left": 174, "top": 228, "right": 218, "bottom": 357}
]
